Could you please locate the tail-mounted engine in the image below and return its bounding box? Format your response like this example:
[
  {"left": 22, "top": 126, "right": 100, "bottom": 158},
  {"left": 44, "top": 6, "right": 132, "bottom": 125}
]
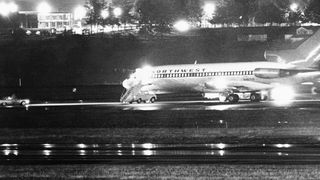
[{"left": 254, "top": 68, "right": 299, "bottom": 79}]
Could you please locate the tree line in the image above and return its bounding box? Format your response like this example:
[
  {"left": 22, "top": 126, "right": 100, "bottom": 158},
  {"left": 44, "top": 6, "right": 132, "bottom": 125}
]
[{"left": 84, "top": 0, "right": 320, "bottom": 28}]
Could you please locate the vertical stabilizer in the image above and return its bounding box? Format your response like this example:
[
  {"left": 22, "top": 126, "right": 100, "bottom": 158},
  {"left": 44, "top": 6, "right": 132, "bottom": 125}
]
[{"left": 265, "top": 28, "right": 320, "bottom": 68}]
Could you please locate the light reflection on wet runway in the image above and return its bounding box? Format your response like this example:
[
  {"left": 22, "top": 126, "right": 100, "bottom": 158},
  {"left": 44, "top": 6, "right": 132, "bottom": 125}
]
[
  {"left": 2, "top": 143, "right": 320, "bottom": 164},
  {"left": 19, "top": 99, "right": 320, "bottom": 111}
]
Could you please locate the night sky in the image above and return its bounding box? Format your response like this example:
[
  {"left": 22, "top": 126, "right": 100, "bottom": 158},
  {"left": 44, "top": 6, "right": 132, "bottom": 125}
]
[
  {"left": 16, "top": 0, "right": 86, "bottom": 12},
  {"left": 14, "top": 0, "right": 312, "bottom": 12}
]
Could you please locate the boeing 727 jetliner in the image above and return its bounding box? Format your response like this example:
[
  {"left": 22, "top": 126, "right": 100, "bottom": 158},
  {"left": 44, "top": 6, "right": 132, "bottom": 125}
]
[{"left": 121, "top": 29, "right": 320, "bottom": 104}]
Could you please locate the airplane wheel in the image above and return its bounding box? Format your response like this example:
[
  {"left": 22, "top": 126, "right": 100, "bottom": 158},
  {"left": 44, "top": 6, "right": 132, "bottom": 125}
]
[
  {"left": 137, "top": 98, "right": 142, "bottom": 104},
  {"left": 227, "top": 94, "right": 239, "bottom": 103},
  {"left": 2, "top": 102, "right": 6, "bottom": 106},
  {"left": 250, "top": 93, "right": 261, "bottom": 102},
  {"left": 21, "top": 101, "right": 26, "bottom": 106},
  {"left": 150, "top": 97, "right": 156, "bottom": 103}
]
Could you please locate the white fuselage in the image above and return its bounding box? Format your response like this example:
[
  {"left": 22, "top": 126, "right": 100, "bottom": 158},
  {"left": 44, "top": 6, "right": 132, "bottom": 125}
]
[
  {"left": 121, "top": 61, "right": 320, "bottom": 103},
  {"left": 136, "top": 61, "right": 317, "bottom": 93}
]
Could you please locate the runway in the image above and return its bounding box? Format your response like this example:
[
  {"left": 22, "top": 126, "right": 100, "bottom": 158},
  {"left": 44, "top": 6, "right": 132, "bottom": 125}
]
[
  {"left": 17, "top": 97, "right": 320, "bottom": 111},
  {"left": 2, "top": 143, "right": 320, "bottom": 164},
  {"left": 1, "top": 96, "right": 320, "bottom": 128},
  {"left": 1, "top": 95, "right": 320, "bottom": 165}
]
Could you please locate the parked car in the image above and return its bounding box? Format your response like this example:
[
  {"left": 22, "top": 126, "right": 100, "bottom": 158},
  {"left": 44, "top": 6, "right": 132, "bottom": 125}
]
[{"left": 0, "top": 95, "right": 30, "bottom": 106}]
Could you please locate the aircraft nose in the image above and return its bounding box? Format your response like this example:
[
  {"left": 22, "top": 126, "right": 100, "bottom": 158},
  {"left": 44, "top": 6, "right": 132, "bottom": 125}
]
[{"left": 122, "top": 79, "right": 131, "bottom": 89}]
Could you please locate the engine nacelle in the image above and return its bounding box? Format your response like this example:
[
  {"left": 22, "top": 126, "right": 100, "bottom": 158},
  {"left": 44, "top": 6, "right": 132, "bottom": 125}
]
[{"left": 254, "top": 68, "right": 298, "bottom": 79}]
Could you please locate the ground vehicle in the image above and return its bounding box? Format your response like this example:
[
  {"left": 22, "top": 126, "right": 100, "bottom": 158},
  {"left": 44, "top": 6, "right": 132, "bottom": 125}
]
[
  {"left": 129, "top": 92, "right": 157, "bottom": 104},
  {"left": 0, "top": 96, "right": 30, "bottom": 106},
  {"left": 122, "top": 90, "right": 157, "bottom": 104}
]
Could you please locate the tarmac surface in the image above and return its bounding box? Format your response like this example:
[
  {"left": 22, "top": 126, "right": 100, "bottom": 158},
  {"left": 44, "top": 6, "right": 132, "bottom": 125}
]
[
  {"left": 2, "top": 142, "right": 320, "bottom": 164},
  {"left": 1, "top": 96, "right": 320, "bottom": 164},
  {"left": 25, "top": 98, "right": 320, "bottom": 111}
]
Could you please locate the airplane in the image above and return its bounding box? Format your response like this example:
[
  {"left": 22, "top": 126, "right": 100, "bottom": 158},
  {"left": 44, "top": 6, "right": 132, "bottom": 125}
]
[{"left": 120, "top": 29, "right": 320, "bottom": 104}]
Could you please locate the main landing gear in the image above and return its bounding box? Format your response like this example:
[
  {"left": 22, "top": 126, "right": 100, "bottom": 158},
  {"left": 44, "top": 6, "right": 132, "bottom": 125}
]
[
  {"left": 227, "top": 94, "right": 240, "bottom": 103},
  {"left": 219, "top": 92, "right": 266, "bottom": 103},
  {"left": 219, "top": 93, "right": 240, "bottom": 103},
  {"left": 250, "top": 93, "right": 262, "bottom": 102},
  {"left": 132, "top": 97, "right": 157, "bottom": 104}
]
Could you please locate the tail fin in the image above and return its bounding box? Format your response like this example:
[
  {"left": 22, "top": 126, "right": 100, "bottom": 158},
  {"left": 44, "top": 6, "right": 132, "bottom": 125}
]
[{"left": 265, "top": 28, "right": 320, "bottom": 69}]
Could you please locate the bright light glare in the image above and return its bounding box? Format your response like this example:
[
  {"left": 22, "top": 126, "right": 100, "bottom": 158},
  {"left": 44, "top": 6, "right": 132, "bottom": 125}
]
[
  {"left": 174, "top": 20, "right": 191, "bottom": 32},
  {"left": 101, "top": 9, "right": 109, "bottom": 19},
  {"left": 43, "top": 150, "right": 51, "bottom": 156},
  {"left": 217, "top": 143, "right": 226, "bottom": 149},
  {"left": 113, "top": 7, "right": 122, "bottom": 17},
  {"left": 8, "top": 2, "right": 18, "bottom": 13},
  {"left": 0, "top": 2, "right": 17, "bottom": 16},
  {"left": 203, "top": 3, "right": 216, "bottom": 17},
  {"left": 135, "top": 65, "right": 153, "bottom": 84},
  {"left": 142, "top": 150, "right": 153, "bottom": 156},
  {"left": 214, "top": 78, "right": 228, "bottom": 90},
  {"left": 0, "top": 2, "right": 10, "bottom": 16},
  {"left": 203, "top": 93, "right": 219, "bottom": 99},
  {"left": 74, "top": 6, "right": 86, "bottom": 20},
  {"left": 219, "top": 150, "right": 225, "bottom": 156},
  {"left": 78, "top": 144, "right": 87, "bottom": 149},
  {"left": 290, "top": 3, "right": 298, "bottom": 12},
  {"left": 142, "top": 143, "right": 154, "bottom": 150},
  {"left": 271, "top": 85, "right": 295, "bottom": 105},
  {"left": 37, "top": 2, "right": 52, "bottom": 14},
  {"left": 275, "top": 144, "right": 292, "bottom": 148}
]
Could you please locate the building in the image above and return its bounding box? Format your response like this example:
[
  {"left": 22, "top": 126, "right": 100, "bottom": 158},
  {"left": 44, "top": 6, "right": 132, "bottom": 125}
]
[
  {"left": 37, "top": 12, "right": 73, "bottom": 30},
  {"left": 18, "top": 11, "right": 73, "bottom": 30},
  {"left": 18, "top": 11, "right": 38, "bottom": 29}
]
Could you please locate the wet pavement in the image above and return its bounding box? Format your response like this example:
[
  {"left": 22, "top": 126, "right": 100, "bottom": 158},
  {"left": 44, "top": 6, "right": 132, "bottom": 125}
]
[
  {"left": 1, "top": 95, "right": 320, "bottom": 164},
  {"left": 2, "top": 143, "right": 320, "bottom": 164}
]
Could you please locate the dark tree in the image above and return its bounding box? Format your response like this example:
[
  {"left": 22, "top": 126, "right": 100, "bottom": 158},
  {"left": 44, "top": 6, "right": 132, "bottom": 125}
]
[
  {"left": 112, "top": 0, "right": 136, "bottom": 25},
  {"left": 135, "top": 0, "right": 174, "bottom": 25},
  {"left": 134, "top": 0, "right": 202, "bottom": 33},
  {"left": 84, "top": 0, "right": 108, "bottom": 28},
  {"left": 101, "top": 6, "right": 121, "bottom": 27},
  {"left": 172, "top": 0, "right": 203, "bottom": 23},
  {"left": 211, "top": 0, "right": 287, "bottom": 25},
  {"left": 254, "top": 2, "right": 285, "bottom": 24},
  {"left": 305, "top": 0, "right": 320, "bottom": 23},
  {"left": 211, "top": 0, "right": 248, "bottom": 24}
]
